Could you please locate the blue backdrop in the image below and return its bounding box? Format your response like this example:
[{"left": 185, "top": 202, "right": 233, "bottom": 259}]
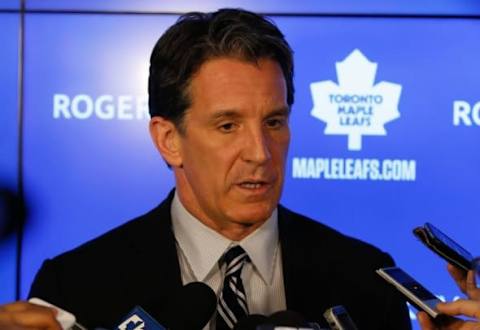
[
  {"left": 2, "top": 2, "right": 480, "bottom": 328},
  {"left": 23, "top": 0, "right": 480, "bottom": 15},
  {"left": 0, "top": 12, "right": 20, "bottom": 304}
]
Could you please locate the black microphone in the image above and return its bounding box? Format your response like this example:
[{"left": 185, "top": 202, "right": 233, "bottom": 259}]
[
  {"left": 147, "top": 282, "right": 217, "bottom": 330},
  {"left": 0, "top": 188, "right": 26, "bottom": 240},
  {"left": 257, "top": 310, "right": 325, "bottom": 330},
  {"left": 233, "top": 314, "right": 269, "bottom": 330},
  {"left": 268, "top": 310, "right": 308, "bottom": 327},
  {"left": 323, "top": 305, "right": 359, "bottom": 330}
]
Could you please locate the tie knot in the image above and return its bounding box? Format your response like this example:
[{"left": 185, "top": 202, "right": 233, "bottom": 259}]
[{"left": 223, "top": 245, "right": 249, "bottom": 267}]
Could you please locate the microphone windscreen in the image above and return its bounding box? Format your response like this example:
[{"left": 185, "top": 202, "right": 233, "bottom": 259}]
[
  {"left": 268, "top": 310, "right": 308, "bottom": 327},
  {"left": 0, "top": 188, "right": 26, "bottom": 240},
  {"left": 151, "top": 282, "right": 217, "bottom": 330},
  {"left": 233, "top": 314, "right": 268, "bottom": 330}
]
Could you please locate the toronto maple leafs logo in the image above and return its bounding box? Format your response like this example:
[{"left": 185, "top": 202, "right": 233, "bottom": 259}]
[
  {"left": 310, "top": 49, "right": 402, "bottom": 150},
  {"left": 118, "top": 314, "right": 145, "bottom": 330}
]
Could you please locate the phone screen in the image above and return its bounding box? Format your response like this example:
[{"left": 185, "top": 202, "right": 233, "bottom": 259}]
[
  {"left": 383, "top": 268, "right": 438, "bottom": 301},
  {"left": 426, "top": 223, "right": 473, "bottom": 263}
]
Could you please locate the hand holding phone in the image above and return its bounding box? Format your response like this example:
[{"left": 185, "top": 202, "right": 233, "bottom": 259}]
[
  {"left": 376, "top": 267, "right": 442, "bottom": 318},
  {"left": 413, "top": 222, "right": 473, "bottom": 272}
]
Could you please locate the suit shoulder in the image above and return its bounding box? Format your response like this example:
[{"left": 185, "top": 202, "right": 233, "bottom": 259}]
[
  {"left": 49, "top": 202, "right": 168, "bottom": 267},
  {"left": 278, "top": 205, "right": 393, "bottom": 264},
  {"left": 28, "top": 198, "right": 178, "bottom": 327}
]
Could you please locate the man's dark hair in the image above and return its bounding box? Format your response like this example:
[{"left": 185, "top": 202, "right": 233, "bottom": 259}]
[{"left": 148, "top": 8, "right": 294, "bottom": 132}]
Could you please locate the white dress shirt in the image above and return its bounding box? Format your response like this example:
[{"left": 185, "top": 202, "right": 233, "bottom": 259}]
[{"left": 170, "top": 192, "right": 287, "bottom": 329}]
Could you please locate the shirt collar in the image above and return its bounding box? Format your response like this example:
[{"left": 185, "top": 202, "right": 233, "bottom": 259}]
[
  {"left": 240, "top": 208, "right": 279, "bottom": 285},
  {"left": 170, "top": 191, "right": 279, "bottom": 284}
]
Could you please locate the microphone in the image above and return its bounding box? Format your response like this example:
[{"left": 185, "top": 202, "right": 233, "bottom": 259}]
[
  {"left": 268, "top": 310, "right": 308, "bottom": 327},
  {"left": 156, "top": 281, "right": 217, "bottom": 330},
  {"left": 116, "top": 282, "right": 217, "bottom": 330},
  {"left": 323, "top": 305, "right": 359, "bottom": 330},
  {"left": 117, "top": 306, "right": 165, "bottom": 330},
  {"left": 0, "top": 188, "right": 26, "bottom": 240},
  {"left": 257, "top": 310, "right": 325, "bottom": 330},
  {"left": 233, "top": 314, "right": 269, "bottom": 330}
]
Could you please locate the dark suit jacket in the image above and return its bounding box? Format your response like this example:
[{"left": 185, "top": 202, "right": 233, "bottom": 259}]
[{"left": 29, "top": 192, "right": 411, "bottom": 329}]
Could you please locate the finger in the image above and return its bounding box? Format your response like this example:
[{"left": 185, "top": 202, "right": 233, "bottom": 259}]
[
  {"left": 448, "top": 263, "right": 468, "bottom": 294},
  {"left": 0, "top": 301, "right": 34, "bottom": 313},
  {"left": 465, "top": 270, "right": 480, "bottom": 300},
  {"left": 437, "top": 299, "right": 480, "bottom": 320},
  {"left": 1, "top": 303, "right": 57, "bottom": 319},
  {"left": 442, "top": 321, "right": 480, "bottom": 330},
  {"left": 0, "top": 304, "right": 61, "bottom": 330},
  {"left": 0, "top": 321, "right": 30, "bottom": 330},
  {"left": 10, "top": 310, "right": 61, "bottom": 330},
  {"left": 432, "top": 314, "right": 479, "bottom": 330},
  {"left": 417, "top": 311, "right": 437, "bottom": 330}
]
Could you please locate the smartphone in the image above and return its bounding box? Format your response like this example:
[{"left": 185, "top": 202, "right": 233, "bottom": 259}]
[
  {"left": 323, "top": 305, "right": 358, "bottom": 330},
  {"left": 413, "top": 222, "right": 473, "bottom": 272},
  {"left": 376, "top": 267, "right": 441, "bottom": 318}
]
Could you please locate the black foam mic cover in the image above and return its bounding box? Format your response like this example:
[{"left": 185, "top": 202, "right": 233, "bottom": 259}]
[
  {"left": 233, "top": 314, "right": 269, "bottom": 330},
  {"left": 268, "top": 310, "right": 308, "bottom": 327},
  {"left": 0, "top": 188, "right": 26, "bottom": 240},
  {"left": 148, "top": 282, "right": 217, "bottom": 330}
]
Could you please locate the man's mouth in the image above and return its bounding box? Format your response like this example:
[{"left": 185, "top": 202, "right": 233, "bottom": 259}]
[
  {"left": 239, "top": 182, "right": 267, "bottom": 189},
  {"left": 236, "top": 176, "right": 276, "bottom": 192}
]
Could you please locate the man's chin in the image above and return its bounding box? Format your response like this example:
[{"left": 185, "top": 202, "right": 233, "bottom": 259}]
[{"left": 229, "top": 206, "right": 275, "bottom": 226}]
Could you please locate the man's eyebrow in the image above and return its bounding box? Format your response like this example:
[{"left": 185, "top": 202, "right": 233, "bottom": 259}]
[
  {"left": 207, "top": 107, "right": 290, "bottom": 123},
  {"left": 267, "top": 106, "right": 291, "bottom": 117},
  {"left": 208, "top": 110, "right": 241, "bottom": 122}
]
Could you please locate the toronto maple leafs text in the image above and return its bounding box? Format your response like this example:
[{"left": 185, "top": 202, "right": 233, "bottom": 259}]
[{"left": 292, "top": 157, "right": 416, "bottom": 181}]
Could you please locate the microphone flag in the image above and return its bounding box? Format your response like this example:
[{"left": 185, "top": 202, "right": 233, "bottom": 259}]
[{"left": 117, "top": 306, "right": 166, "bottom": 330}]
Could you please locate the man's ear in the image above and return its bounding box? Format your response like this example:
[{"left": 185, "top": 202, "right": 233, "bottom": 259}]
[{"left": 149, "top": 117, "right": 183, "bottom": 167}]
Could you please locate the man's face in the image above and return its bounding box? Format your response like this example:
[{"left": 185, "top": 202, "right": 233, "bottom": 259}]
[{"left": 173, "top": 57, "right": 290, "bottom": 238}]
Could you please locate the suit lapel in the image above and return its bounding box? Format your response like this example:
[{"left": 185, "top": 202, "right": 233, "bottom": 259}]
[
  {"left": 278, "top": 205, "right": 333, "bottom": 323},
  {"left": 122, "top": 190, "right": 183, "bottom": 307}
]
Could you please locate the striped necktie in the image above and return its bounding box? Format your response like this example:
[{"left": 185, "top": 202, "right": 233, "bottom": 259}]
[{"left": 216, "top": 245, "right": 250, "bottom": 330}]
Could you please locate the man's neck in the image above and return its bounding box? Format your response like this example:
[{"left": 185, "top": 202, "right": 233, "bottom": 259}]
[{"left": 174, "top": 188, "right": 267, "bottom": 241}]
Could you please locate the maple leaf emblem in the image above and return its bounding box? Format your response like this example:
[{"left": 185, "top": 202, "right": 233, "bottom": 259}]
[{"left": 310, "top": 49, "right": 402, "bottom": 150}]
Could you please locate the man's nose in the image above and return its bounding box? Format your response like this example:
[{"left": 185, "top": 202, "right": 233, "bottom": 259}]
[{"left": 241, "top": 127, "right": 271, "bottom": 164}]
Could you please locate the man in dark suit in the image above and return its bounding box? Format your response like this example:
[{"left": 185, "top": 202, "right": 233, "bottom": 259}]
[
  {"left": 28, "top": 191, "right": 411, "bottom": 329},
  {"left": 2, "top": 8, "right": 411, "bottom": 330}
]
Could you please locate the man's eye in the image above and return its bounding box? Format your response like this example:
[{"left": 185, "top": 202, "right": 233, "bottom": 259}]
[
  {"left": 219, "top": 123, "right": 235, "bottom": 132},
  {"left": 266, "top": 118, "right": 286, "bottom": 129}
]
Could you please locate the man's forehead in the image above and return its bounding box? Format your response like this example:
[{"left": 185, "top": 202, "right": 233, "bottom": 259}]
[
  {"left": 189, "top": 58, "right": 286, "bottom": 96},
  {"left": 191, "top": 56, "right": 284, "bottom": 83}
]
